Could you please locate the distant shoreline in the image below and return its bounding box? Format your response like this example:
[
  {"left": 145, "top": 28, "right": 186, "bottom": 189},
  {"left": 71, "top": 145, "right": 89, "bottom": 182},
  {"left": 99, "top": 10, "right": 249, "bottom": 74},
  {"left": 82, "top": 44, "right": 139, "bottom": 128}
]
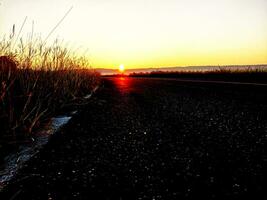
[{"left": 95, "top": 64, "right": 267, "bottom": 75}]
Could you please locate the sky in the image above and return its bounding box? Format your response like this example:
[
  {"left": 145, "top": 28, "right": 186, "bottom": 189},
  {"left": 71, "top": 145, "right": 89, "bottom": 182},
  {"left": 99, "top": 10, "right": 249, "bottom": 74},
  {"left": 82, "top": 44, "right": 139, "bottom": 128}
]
[{"left": 0, "top": 0, "right": 267, "bottom": 69}]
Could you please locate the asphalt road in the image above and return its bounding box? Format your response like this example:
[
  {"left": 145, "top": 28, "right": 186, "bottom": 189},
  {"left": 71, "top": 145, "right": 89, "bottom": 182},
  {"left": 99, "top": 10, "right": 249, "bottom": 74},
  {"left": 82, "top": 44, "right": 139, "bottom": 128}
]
[{"left": 1, "top": 77, "right": 267, "bottom": 199}]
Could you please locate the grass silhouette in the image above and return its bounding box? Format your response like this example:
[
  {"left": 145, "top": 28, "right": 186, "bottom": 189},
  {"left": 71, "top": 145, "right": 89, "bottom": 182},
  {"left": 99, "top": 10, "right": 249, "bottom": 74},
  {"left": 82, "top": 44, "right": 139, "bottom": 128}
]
[{"left": 0, "top": 33, "right": 99, "bottom": 144}]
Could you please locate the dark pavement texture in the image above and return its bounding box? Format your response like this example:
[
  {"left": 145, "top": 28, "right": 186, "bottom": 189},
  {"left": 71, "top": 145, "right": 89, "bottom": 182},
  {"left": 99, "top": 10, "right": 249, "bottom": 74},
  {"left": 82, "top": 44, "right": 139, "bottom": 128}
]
[{"left": 1, "top": 77, "right": 267, "bottom": 199}]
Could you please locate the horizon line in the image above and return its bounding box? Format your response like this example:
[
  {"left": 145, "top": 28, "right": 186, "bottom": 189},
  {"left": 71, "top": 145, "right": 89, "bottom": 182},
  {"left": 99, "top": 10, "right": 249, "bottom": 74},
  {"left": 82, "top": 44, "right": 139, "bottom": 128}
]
[{"left": 93, "top": 64, "right": 267, "bottom": 70}]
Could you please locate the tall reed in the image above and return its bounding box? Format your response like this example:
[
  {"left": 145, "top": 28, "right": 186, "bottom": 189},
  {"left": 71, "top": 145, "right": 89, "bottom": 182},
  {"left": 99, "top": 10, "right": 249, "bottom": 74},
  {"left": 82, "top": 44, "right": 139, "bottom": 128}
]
[{"left": 0, "top": 33, "right": 100, "bottom": 139}]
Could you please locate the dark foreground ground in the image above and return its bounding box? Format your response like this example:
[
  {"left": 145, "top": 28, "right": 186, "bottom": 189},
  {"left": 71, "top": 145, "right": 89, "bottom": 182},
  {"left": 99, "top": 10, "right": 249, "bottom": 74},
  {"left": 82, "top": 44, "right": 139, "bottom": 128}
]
[{"left": 1, "top": 77, "right": 267, "bottom": 199}]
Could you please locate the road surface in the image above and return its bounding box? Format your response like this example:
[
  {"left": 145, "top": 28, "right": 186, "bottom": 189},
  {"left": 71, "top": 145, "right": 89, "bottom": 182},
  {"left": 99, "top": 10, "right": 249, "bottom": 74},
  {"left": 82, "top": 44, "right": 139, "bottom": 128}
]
[{"left": 1, "top": 77, "right": 267, "bottom": 199}]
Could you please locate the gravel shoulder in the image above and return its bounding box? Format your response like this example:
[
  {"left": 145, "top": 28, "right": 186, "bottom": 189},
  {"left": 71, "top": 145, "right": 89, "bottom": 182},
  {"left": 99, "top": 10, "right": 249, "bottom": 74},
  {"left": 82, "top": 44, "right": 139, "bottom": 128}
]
[{"left": 1, "top": 77, "right": 267, "bottom": 199}]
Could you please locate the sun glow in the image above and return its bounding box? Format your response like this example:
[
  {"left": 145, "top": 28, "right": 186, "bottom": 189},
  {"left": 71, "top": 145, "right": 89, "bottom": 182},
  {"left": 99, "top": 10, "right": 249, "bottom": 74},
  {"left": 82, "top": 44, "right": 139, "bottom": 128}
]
[
  {"left": 1, "top": 0, "right": 267, "bottom": 68},
  {"left": 119, "top": 64, "right": 125, "bottom": 73}
]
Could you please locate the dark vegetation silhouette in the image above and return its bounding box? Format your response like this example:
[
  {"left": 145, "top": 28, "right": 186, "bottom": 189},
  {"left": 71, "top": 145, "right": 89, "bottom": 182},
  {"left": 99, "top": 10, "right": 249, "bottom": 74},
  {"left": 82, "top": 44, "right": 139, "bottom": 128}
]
[
  {"left": 129, "top": 68, "right": 267, "bottom": 84},
  {"left": 0, "top": 42, "right": 99, "bottom": 161},
  {"left": 0, "top": 8, "right": 100, "bottom": 159}
]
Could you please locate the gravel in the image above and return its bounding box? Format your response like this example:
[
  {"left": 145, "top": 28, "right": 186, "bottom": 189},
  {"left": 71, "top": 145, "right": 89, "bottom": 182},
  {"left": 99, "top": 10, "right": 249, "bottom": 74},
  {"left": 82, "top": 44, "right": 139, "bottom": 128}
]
[{"left": 1, "top": 77, "right": 266, "bottom": 199}]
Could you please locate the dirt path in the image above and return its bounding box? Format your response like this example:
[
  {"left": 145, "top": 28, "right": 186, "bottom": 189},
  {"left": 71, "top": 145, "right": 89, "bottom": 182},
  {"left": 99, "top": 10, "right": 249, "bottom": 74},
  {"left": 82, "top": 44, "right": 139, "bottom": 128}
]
[{"left": 1, "top": 77, "right": 267, "bottom": 199}]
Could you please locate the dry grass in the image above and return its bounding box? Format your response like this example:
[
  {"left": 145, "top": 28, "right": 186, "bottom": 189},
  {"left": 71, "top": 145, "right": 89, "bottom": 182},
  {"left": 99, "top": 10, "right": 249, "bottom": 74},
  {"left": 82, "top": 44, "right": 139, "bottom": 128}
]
[{"left": 0, "top": 33, "right": 100, "bottom": 139}]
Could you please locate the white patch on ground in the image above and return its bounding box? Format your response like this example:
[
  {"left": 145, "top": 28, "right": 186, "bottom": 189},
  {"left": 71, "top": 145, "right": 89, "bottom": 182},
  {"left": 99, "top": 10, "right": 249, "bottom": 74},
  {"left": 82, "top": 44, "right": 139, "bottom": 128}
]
[
  {"left": 84, "top": 86, "right": 99, "bottom": 99},
  {"left": 84, "top": 94, "right": 92, "bottom": 99},
  {"left": 0, "top": 85, "right": 99, "bottom": 190},
  {"left": 0, "top": 115, "right": 71, "bottom": 190},
  {"left": 51, "top": 116, "right": 72, "bottom": 131}
]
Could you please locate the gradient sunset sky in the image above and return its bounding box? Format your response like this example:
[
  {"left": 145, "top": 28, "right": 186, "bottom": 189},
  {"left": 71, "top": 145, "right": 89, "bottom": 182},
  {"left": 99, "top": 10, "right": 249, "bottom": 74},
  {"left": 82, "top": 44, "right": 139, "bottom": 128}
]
[{"left": 0, "top": 0, "right": 267, "bottom": 69}]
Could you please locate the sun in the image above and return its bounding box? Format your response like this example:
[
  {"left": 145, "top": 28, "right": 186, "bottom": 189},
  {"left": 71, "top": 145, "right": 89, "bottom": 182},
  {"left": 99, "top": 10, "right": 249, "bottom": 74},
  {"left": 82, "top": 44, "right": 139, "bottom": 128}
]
[{"left": 119, "top": 64, "right": 125, "bottom": 72}]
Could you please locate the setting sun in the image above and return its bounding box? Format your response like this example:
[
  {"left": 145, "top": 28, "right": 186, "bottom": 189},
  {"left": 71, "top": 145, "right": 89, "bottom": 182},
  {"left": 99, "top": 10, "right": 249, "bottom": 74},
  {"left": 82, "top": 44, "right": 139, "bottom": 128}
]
[
  {"left": 119, "top": 64, "right": 125, "bottom": 73},
  {"left": 0, "top": 1, "right": 266, "bottom": 198},
  {"left": 1, "top": 0, "right": 266, "bottom": 69}
]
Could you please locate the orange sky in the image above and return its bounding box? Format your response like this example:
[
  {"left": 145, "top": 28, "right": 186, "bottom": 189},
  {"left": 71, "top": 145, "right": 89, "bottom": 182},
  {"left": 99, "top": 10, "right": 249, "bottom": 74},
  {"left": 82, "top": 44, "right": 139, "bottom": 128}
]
[{"left": 0, "top": 0, "right": 267, "bottom": 69}]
